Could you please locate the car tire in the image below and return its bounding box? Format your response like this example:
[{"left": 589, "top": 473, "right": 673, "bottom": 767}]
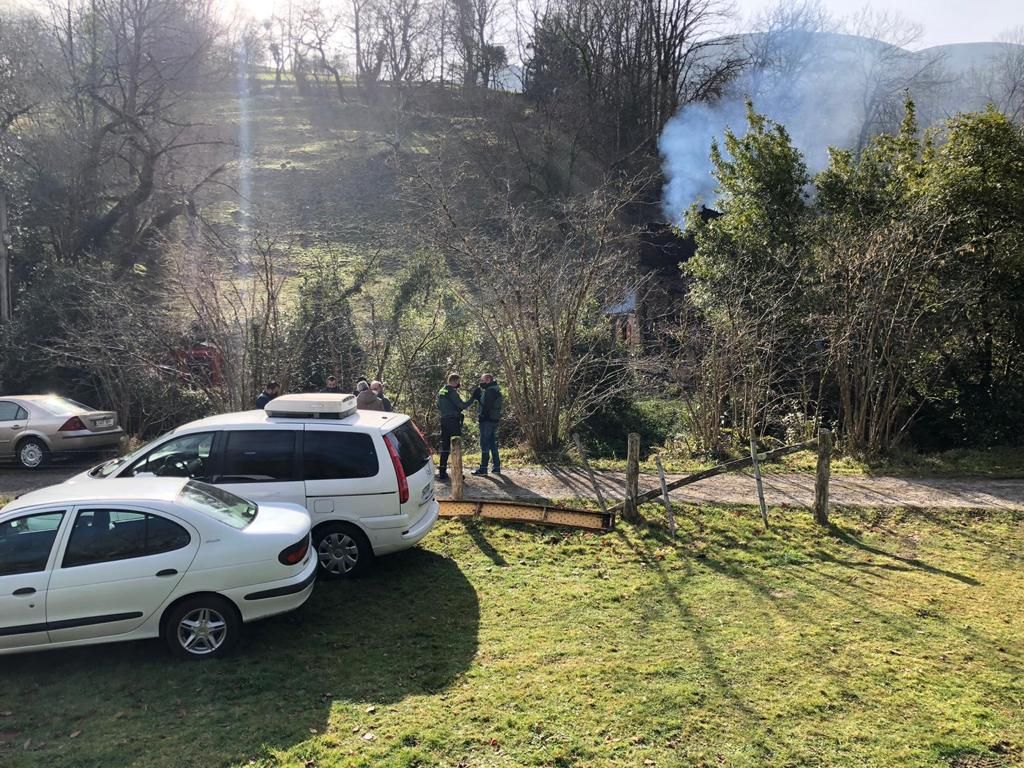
[
  {"left": 16, "top": 438, "right": 49, "bottom": 470},
  {"left": 163, "top": 595, "right": 241, "bottom": 660},
  {"left": 314, "top": 522, "right": 374, "bottom": 579}
]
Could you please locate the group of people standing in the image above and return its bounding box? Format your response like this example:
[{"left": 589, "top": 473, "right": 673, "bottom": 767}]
[
  {"left": 437, "top": 372, "right": 503, "bottom": 480},
  {"left": 253, "top": 376, "right": 392, "bottom": 411},
  {"left": 253, "top": 370, "right": 503, "bottom": 481}
]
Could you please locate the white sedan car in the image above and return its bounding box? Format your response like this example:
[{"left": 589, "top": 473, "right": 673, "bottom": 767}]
[{"left": 0, "top": 477, "right": 316, "bottom": 660}]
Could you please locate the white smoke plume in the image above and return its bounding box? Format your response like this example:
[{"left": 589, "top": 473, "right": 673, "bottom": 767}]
[{"left": 659, "top": 29, "right": 948, "bottom": 222}]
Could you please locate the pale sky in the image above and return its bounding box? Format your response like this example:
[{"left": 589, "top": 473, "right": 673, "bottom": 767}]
[
  {"left": 11, "top": 0, "right": 1005, "bottom": 50},
  {"left": 732, "top": 0, "right": 1022, "bottom": 49}
]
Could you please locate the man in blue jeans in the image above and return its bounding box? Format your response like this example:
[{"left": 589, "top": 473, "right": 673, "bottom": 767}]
[{"left": 472, "top": 373, "right": 503, "bottom": 475}]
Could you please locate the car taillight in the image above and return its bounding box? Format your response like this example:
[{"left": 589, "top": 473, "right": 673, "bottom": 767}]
[
  {"left": 386, "top": 436, "right": 410, "bottom": 504},
  {"left": 412, "top": 421, "right": 433, "bottom": 457},
  {"left": 278, "top": 535, "right": 310, "bottom": 566},
  {"left": 59, "top": 416, "right": 87, "bottom": 431}
]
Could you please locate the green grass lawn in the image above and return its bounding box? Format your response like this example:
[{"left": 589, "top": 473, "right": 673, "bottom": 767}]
[{"left": 2, "top": 505, "right": 1022, "bottom": 767}]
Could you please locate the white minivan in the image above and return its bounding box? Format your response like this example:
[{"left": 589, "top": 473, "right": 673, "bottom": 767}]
[{"left": 70, "top": 394, "right": 438, "bottom": 577}]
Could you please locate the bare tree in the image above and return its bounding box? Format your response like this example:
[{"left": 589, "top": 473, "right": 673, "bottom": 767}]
[
  {"left": 744, "top": 0, "right": 834, "bottom": 104},
  {"left": 297, "top": 0, "right": 349, "bottom": 101},
  {"left": 376, "top": 0, "right": 438, "bottom": 85},
  {"left": 27, "top": 0, "right": 229, "bottom": 268},
  {"left": 422, "top": 166, "right": 648, "bottom": 453},
  {"left": 525, "top": 0, "right": 741, "bottom": 161},
  {"left": 351, "top": 0, "right": 386, "bottom": 98},
  {"left": 987, "top": 27, "right": 1024, "bottom": 123},
  {"left": 0, "top": 11, "right": 53, "bottom": 138},
  {"left": 843, "top": 9, "right": 948, "bottom": 150},
  {"left": 818, "top": 211, "right": 973, "bottom": 453},
  {"left": 450, "top": 0, "right": 503, "bottom": 91}
]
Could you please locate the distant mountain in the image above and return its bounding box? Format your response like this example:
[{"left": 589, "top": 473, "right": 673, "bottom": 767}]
[
  {"left": 919, "top": 42, "right": 1023, "bottom": 76},
  {"left": 660, "top": 31, "right": 1024, "bottom": 216}
]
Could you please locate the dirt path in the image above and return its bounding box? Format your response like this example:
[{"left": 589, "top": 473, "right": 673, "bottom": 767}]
[
  {"left": 4, "top": 462, "right": 1024, "bottom": 512},
  {"left": 442, "top": 467, "right": 1024, "bottom": 511}
]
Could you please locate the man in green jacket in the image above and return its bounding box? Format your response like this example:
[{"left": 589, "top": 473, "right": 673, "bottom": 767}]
[{"left": 436, "top": 373, "right": 474, "bottom": 480}]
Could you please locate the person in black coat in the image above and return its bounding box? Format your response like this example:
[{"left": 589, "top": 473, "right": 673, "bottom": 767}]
[
  {"left": 321, "top": 375, "right": 344, "bottom": 394},
  {"left": 255, "top": 381, "right": 280, "bottom": 409},
  {"left": 471, "top": 374, "right": 503, "bottom": 475}
]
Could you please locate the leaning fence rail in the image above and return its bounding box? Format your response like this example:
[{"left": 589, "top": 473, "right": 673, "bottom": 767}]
[{"left": 611, "top": 430, "right": 833, "bottom": 528}]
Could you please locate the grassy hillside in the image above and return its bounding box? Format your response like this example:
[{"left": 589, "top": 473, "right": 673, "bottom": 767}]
[
  {"left": 2, "top": 506, "right": 1021, "bottom": 767},
  {"left": 187, "top": 81, "right": 579, "bottom": 272}
]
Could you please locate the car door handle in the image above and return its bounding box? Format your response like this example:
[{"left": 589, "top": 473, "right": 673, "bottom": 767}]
[
  {"left": 10, "top": 425, "right": 22, "bottom": 431},
  {"left": 13, "top": 587, "right": 36, "bottom": 596},
  {"left": 156, "top": 569, "right": 178, "bottom": 577}
]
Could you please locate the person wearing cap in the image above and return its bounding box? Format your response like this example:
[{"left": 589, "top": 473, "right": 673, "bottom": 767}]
[
  {"left": 355, "top": 379, "right": 383, "bottom": 410},
  {"left": 321, "top": 375, "right": 344, "bottom": 394},
  {"left": 436, "top": 373, "right": 474, "bottom": 481},
  {"left": 471, "top": 373, "right": 503, "bottom": 475},
  {"left": 370, "top": 380, "right": 393, "bottom": 412}
]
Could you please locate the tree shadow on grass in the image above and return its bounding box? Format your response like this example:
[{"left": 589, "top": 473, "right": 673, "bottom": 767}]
[
  {"left": 0, "top": 549, "right": 478, "bottom": 768},
  {"left": 461, "top": 519, "right": 508, "bottom": 566},
  {"left": 825, "top": 523, "right": 980, "bottom": 585},
  {"left": 613, "top": 525, "right": 759, "bottom": 725}
]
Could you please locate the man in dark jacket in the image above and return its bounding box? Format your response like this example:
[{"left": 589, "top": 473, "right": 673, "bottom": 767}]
[
  {"left": 436, "top": 373, "right": 474, "bottom": 480},
  {"left": 321, "top": 375, "right": 343, "bottom": 394},
  {"left": 255, "top": 381, "right": 280, "bottom": 409},
  {"left": 472, "top": 374, "right": 503, "bottom": 475}
]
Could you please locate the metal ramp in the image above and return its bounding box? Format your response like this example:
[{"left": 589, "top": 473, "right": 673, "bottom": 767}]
[{"left": 439, "top": 499, "right": 615, "bottom": 532}]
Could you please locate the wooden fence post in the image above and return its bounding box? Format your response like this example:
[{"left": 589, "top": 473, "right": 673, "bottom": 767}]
[
  {"left": 655, "top": 456, "right": 676, "bottom": 538},
  {"left": 451, "top": 436, "right": 464, "bottom": 501},
  {"left": 608, "top": 438, "right": 817, "bottom": 513},
  {"left": 814, "top": 428, "right": 832, "bottom": 525},
  {"left": 624, "top": 432, "right": 640, "bottom": 521},
  {"left": 750, "top": 435, "right": 769, "bottom": 529}
]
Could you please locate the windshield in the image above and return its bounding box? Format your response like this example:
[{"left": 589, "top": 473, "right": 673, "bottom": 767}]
[
  {"left": 90, "top": 431, "right": 171, "bottom": 478},
  {"left": 177, "top": 480, "right": 258, "bottom": 529},
  {"left": 34, "top": 396, "right": 93, "bottom": 416}
]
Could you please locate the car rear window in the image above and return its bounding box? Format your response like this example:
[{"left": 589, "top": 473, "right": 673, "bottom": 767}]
[
  {"left": 33, "top": 396, "right": 92, "bottom": 416},
  {"left": 177, "top": 481, "right": 257, "bottom": 529},
  {"left": 385, "top": 421, "right": 431, "bottom": 476}
]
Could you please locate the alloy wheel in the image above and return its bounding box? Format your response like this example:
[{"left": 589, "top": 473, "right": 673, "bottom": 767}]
[{"left": 176, "top": 607, "right": 228, "bottom": 656}]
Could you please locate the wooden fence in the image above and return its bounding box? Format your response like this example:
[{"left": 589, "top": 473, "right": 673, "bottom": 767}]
[
  {"left": 445, "top": 430, "right": 834, "bottom": 531},
  {"left": 614, "top": 429, "right": 834, "bottom": 529}
]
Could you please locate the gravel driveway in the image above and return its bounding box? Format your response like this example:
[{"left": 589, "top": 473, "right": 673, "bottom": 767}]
[
  {"left": 5, "top": 461, "right": 1024, "bottom": 511},
  {"left": 444, "top": 467, "right": 1024, "bottom": 511}
]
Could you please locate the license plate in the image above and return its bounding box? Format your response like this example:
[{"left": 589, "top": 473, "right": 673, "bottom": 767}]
[{"left": 95, "top": 418, "right": 114, "bottom": 428}]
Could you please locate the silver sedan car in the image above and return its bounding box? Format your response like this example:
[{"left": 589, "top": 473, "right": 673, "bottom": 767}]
[{"left": 0, "top": 395, "right": 124, "bottom": 469}]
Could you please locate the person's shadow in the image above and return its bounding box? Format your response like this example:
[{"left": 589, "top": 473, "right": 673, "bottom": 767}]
[{"left": 0, "top": 549, "right": 479, "bottom": 766}]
